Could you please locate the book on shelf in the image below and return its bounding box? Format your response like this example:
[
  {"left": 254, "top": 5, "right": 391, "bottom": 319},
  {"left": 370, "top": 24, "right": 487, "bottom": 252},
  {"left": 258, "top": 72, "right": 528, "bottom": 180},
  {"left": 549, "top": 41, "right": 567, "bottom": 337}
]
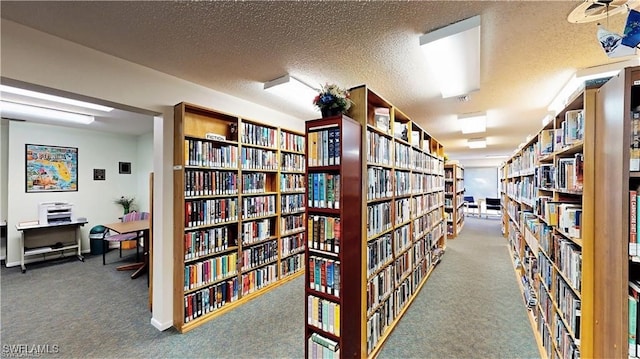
[
  {"left": 393, "top": 122, "right": 408, "bottom": 141},
  {"left": 630, "top": 280, "right": 640, "bottom": 357},
  {"left": 632, "top": 189, "right": 638, "bottom": 257},
  {"left": 539, "top": 129, "right": 554, "bottom": 155},
  {"left": 374, "top": 107, "right": 390, "bottom": 134},
  {"left": 632, "top": 111, "right": 640, "bottom": 171}
]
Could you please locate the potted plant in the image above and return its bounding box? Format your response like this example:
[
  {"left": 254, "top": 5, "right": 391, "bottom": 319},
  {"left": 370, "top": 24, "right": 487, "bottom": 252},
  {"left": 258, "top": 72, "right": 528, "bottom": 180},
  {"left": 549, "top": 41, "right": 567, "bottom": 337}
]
[
  {"left": 115, "top": 196, "right": 135, "bottom": 214},
  {"left": 313, "top": 83, "right": 353, "bottom": 117}
]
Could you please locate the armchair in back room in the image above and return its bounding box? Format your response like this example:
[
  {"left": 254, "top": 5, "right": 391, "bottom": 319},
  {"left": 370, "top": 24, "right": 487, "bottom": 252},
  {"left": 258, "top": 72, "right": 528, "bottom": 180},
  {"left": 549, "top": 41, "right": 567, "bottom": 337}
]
[
  {"left": 484, "top": 198, "right": 502, "bottom": 217},
  {"left": 463, "top": 196, "right": 478, "bottom": 216}
]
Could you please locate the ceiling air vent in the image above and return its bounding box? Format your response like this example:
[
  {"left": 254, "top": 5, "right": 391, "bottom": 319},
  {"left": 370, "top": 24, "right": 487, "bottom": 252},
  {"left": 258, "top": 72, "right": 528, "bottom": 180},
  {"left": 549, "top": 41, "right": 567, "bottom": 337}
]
[{"left": 567, "top": 0, "right": 639, "bottom": 23}]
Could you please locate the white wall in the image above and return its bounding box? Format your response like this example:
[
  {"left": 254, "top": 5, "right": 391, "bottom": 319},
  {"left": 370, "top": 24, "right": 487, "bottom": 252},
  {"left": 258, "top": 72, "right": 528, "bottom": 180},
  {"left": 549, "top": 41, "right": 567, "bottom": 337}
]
[
  {"left": 463, "top": 166, "right": 499, "bottom": 200},
  {"left": 136, "top": 132, "right": 154, "bottom": 212},
  {"left": 1, "top": 19, "right": 306, "bottom": 331},
  {"left": 5, "top": 121, "right": 151, "bottom": 266}
]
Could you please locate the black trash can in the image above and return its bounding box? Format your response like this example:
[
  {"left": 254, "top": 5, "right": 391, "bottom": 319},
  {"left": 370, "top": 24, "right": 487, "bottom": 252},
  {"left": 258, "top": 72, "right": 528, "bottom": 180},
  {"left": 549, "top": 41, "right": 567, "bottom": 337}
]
[{"left": 89, "top": 225, "right": 109, "bottom": 255}]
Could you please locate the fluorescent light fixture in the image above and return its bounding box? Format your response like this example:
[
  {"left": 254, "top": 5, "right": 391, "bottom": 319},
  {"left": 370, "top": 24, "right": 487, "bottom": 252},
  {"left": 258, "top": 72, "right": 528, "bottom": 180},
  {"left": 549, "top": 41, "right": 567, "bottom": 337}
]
[
  {"left": 457, "top": 112, "right": 486, "bottom": 134},
  {"left": 1, "top": 101, "right": 95, "bottom": 124},
  {"left": 264, "top": 75, "right": 319, "bottom": 112},
  {"left": 547, "top": 58, "right": 640, "bottom": 115},
  {"left": 467, "top": 137, "right": 486, "bottom": 149},
  {"left": 0, "top": 85, "right": 113, "bottom": 112},
  {"left": 420, "top": 15, "right": 481, "bottom": 98},
  {"left": 485, "top": 154, "right": 508, "bottom": 159}
]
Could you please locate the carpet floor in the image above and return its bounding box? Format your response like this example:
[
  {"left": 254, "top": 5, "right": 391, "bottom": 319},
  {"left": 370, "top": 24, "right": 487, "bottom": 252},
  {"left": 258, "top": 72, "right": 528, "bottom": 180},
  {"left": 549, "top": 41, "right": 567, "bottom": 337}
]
[{"left": 0, "top": 216, "right": 539, "bottom": 358}]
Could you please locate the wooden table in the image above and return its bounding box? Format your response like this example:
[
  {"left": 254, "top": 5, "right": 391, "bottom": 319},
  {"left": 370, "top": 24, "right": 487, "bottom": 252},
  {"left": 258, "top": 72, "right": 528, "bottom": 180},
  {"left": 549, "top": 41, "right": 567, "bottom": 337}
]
[{"left": 103, "top": 219, "right": 150, "bottom": 279}]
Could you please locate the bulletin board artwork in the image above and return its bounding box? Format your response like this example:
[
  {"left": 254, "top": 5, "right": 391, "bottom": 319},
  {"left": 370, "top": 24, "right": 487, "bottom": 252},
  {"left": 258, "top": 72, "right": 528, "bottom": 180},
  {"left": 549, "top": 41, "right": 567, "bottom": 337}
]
[{"left": 25, "top": 144, "right": 78, "bottom": 192}]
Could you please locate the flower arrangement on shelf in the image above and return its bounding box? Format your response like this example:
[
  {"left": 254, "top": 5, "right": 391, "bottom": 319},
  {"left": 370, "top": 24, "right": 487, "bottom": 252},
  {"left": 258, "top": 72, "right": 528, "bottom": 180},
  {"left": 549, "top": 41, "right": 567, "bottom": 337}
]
[
  {"left": 115, "top": 196, "right": 135, "bottom": 214},
  {"left": 313, "top": 83, "right": 353, "bottom": 117}
]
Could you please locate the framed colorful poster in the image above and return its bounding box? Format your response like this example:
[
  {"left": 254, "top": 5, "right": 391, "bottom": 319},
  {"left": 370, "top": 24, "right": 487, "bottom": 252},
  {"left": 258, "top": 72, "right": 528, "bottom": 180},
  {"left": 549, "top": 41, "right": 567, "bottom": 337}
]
[{"left": 25, "top": 144, "right": 78, "bottom": 192}]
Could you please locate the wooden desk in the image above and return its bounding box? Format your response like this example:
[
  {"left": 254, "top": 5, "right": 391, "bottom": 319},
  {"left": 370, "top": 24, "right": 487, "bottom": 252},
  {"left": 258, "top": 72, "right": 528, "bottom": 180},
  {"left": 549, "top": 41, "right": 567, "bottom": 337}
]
[
  {"left": 16, "top": 218, "right": 87, "bottom": 273},
  {"left": 103, "top": 220, "right": 150, "bottom": 279}
]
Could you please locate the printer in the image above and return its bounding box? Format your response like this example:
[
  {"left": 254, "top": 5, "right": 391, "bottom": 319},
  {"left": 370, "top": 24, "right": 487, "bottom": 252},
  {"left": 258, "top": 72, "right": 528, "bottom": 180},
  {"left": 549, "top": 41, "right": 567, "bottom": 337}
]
[{"left": 39, "top": 201, "right": 74, "bottom": 224}]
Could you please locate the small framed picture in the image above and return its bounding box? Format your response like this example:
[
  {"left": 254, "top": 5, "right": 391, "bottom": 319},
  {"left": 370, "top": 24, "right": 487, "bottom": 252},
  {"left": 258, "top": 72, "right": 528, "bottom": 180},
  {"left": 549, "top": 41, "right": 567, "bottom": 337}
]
[
  {"left": 93, "top": 169, "right": 106, "bottom": 180},
  {"left": 119, "top": 162, "right": 131, "bottom": 174}
]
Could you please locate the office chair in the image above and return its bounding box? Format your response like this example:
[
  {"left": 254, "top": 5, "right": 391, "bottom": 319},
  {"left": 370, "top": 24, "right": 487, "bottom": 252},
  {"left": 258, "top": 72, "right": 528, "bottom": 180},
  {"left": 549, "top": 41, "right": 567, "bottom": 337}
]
[
  {"left": 485, "top": 198, "right": 502, "bottom": 217},
  {"left": 463, "top": 196, "right": 478, "bottom": 216},
  {"left": 102, "top": 211, "right": 150, "bottom": 265}
]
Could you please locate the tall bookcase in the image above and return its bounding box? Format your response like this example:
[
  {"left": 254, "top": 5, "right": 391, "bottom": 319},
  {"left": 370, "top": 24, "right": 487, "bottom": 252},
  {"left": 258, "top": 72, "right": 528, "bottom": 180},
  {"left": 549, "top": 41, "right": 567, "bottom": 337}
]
[
  {"left": 444, "top": 163, "right": 465, "bottom": 238},
  {"left": 593, "top": 66, "right": 640, "bottom": 358},
  {"left": 172, "top": 102, "right": 306, "bottom": 333},
  {"left": 304, "top": 85, "right": 446, "bottom": 358},
  {"left": 305, "top": 114, "right": 362, "bottom": 359},
  {"left": 500, "top": 70, "right": 640, "bottom": 358}
]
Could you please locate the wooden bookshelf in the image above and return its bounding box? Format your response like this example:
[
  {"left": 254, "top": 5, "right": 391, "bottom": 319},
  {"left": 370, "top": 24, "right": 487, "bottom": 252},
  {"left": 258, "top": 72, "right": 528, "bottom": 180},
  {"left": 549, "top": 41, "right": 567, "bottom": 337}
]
[
  {"left": 305, "top": 114, "right": 362, "bottom": 358},
  {"left": 499, "top": 72, "right": 640, "bottom": 358},
  {"left": 594, "top": 66, "right": 640, "bottom": 358},
  {"left": 305, "top": 84, "right": 445, "bottom": 358},
  {"left": 444, "top": 163, "right": 465, "bottom": 238},
  {"left": 172, "top": 102, "right": 305, "bottom": 333}
]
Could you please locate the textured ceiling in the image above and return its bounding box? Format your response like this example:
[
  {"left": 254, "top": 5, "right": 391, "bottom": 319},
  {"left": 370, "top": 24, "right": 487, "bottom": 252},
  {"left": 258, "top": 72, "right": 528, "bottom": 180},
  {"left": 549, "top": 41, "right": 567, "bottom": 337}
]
[{"left": 1, "top": 0, "right": 637, "bottom": 166}]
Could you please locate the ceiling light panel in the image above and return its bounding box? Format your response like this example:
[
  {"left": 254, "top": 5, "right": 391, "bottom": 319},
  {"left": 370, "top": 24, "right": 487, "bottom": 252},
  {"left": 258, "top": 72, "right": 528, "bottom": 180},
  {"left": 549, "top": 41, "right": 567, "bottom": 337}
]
[
  {"left": 458, "top": 112, "right": 486, "bottom": 134},
  {"left": 1, "top": 101, "right": 95, "bottom": 124},
  {"left": 264, "top": 75, "right": 319, "bottom": 114},
  {"left": 420, "top": 15, "right": 481, "bottom": 98},
  {"left": 0, "top": 85, "right": 114, "bottom": 112},
  {"left": 467, "top": 137, "right": 487, "bottom": 149}
]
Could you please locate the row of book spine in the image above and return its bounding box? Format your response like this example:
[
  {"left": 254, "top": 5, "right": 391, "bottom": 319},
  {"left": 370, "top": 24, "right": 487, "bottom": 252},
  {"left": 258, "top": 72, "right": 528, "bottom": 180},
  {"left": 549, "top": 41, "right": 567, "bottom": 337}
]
[
  {"left": 281, "top": 213, "right": 305, "bottom": 234},
  {"left": 185, "top": 169, "right": 238, "bottom": 197},
  {"left": 367, "top": 202, "right": 392, "bottom": 238},
  {"left": 185, "top": 139, "right": 238, "bottom": 168},
  {"left": 281, "top": 232, "right": 304, "bottom": 256},
  {"left": 241, "top": 172, "right": 269, "bottom": 193},
  {"left": 308, "top": 127, "right": 341, "bottom": 167},
  {"left": 307, "top": 295, "right": 341, "bottom": 336},
  {"left": 242, "top": 122, "right": 277, "bottom": 148},
  {"left": 241, "top": 218, "right": 272, "bottom": 245},
  {"left": 367, "top": 130, "right": 391, "bottom": 166},
  {"left": 241, "top": 240, "right": 278, "bottom": 271},
  {"left": 395, "top": 199, "right": 410, "bottom": 225},
  {"left": 240, "top": 263, "right": 277, "bottom": 296},
  {"left": 307, "top": 215, "right": 341, "bottom": 253},
  {"left": 184, "top": 252, "right": 238, "bottom": 290},
  {"left": 185, "top": 198, "right": 238, "bottom": 228},
  {"left": 280, "top": 131, "right": 305, "bottom": 153},
  {"left": 240, "top": 147, "right": 278, "bottom": 170},
  {"left": 184, "top": 227, "right": 235, "bottom": 260},
  {"left": 280, "top": 173, "right": 305, "bottom": 192},
  {"left": 367, "top": 265, "right": 394, "bottom": 314},
  {"left": 281, "top": 153, "right": 305, "bottom": 172},
  {"left": 281, "top": 253, "right": 304, "bottom": 277},
  {"left": 184, "top": 278, "right": 238, "bottom": 323},
  {"left": 309, "top": 255, "right": 340, "bottom": 296},
  {"left": 538, "top": 109, "right": 584, "bottom": 156},
  {"left": 242, "top": 195, "right": 276, "bottom": 218},
  {"left": 281, "top": 194, "right": 305, "bottom": 214},
  {"left": 307, "top": 173, "right": 340, "bottom": 209},
  {"left": 367, "top": 233, "right": 393, "bottom": 278}
]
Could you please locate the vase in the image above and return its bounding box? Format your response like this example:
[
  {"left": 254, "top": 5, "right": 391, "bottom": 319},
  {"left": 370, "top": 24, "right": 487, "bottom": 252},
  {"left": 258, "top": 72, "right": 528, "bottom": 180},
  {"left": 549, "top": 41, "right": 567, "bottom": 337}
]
[{"left": 321, "top": 107, "right": 342, "bottom": 118}]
